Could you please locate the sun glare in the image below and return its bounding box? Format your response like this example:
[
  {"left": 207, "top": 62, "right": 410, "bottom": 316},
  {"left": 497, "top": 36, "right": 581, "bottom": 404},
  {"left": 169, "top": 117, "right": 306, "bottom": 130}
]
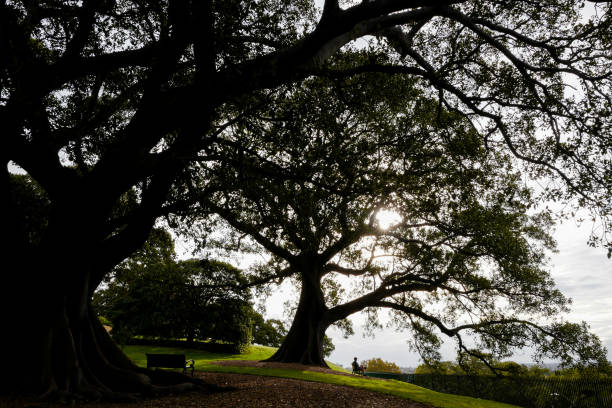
[{"left": 376, "top": 209, "right": 402, "bottom": 230}]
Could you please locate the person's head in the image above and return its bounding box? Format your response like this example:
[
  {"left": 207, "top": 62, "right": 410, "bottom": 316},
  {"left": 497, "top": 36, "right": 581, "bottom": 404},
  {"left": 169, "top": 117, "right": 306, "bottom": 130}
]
[{"left": 354, "top": 357, "right": 358, "bottom": 361}]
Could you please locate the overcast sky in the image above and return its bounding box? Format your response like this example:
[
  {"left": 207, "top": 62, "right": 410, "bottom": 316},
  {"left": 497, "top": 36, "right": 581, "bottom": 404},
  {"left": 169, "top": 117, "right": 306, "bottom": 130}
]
[{"left": 261, "top": 219, "right": 612, "bottom": 369}]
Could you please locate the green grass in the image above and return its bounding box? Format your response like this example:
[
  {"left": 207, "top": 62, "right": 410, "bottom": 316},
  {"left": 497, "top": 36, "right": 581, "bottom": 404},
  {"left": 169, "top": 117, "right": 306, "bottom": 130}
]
[
  {"left": 124, "top": 343, "right": 277, "bottom": 367},
  {"left": 124, "top": 345, "right": 521, "bottom": 408},
  {"left": 124, "top": 344, "right": 348, "bottom": 372}
]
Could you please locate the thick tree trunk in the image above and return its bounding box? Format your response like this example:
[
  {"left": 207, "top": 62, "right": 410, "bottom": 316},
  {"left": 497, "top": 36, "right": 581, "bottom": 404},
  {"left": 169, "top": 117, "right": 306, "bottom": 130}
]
[
  {"left": 265, "top": 271, "right": 330, "bottom": 367},
  {"left": 1, "top": 261, "right": 206, "bottom": 402},
  {"left": 1, "top": 51, "right": 221, "bottom": 397},
  {"left": 0, "top": 202, "right": 208, "bottom": 401}
]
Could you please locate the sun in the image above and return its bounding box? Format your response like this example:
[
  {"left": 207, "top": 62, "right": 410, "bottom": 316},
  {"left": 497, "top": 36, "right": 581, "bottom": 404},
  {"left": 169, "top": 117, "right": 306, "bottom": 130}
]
[{"left": 376, "top": 209, "right": 402, "bottom": 230}]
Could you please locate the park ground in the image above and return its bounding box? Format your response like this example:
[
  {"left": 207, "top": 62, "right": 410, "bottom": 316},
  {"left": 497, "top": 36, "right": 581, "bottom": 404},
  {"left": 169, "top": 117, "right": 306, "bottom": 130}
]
[{"left": 0, "top": 344, "right": 521, "bottom": 408}]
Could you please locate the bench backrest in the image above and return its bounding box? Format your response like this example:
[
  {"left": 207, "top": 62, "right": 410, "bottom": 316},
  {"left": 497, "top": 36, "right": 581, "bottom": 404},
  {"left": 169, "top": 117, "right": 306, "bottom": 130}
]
[{"left": 146, "top": 353, "right": 186, "bottom": 368}]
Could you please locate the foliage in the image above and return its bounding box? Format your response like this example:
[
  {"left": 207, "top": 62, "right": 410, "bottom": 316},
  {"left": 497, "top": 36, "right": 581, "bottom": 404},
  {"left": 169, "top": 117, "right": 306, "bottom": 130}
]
[
  {"left": 322, "top": 335, "right": 335, "bottom": 358},
  {"left": 93, "top": 229, "right": 253, "bottom": 351},
  {"left": 251, "top": 311, "right": 287, "bottom": 348},
  {"left": 97, "top": 315, "right": 112, "bottom": 327},
  {"left": 203, "top": 298, "right": 253, "bottom": 353},
  {"left": 364, "top": 357, "right": 402, "bottom": 373}
]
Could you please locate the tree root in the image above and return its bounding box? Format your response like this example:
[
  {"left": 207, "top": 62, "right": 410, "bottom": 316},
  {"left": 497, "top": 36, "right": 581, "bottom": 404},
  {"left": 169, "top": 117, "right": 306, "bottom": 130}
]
[{"left": 36, "top": 372, "right": 225, "bottom": 403}]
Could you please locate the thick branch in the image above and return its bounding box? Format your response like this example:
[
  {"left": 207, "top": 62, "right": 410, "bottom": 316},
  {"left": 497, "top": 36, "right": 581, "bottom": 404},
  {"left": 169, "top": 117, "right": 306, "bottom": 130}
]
[
  {"left": 206, "top": 202, "right": 297, "bottom": 262},
  {"left": 324, "top": 281, "right": 437, "bottom": 324},
  {"left": 323, "top": 263, "right": 371, "bottom": 276}
]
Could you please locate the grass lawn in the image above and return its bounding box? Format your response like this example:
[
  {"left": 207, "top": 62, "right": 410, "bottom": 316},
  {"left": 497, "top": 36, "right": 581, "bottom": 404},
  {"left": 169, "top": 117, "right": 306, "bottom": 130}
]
[
  {"left": 124, "top": 345, "right": 520, "bottom": 408},
  {"left": 124, "top": 343, "right": 278, "bottom": 367}
]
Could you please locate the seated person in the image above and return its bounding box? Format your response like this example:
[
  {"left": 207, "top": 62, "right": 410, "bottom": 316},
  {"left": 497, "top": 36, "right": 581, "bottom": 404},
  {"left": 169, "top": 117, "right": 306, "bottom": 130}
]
[{"left": 351, "top": 357, "right": 366, "bottom": 375}]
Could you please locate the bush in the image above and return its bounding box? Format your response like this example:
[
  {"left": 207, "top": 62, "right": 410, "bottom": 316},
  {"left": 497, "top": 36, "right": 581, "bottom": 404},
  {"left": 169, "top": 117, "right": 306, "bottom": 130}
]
[
  {"left": 363, "top": 357, "right": 401, "bottom": 373},
  {"left": 93, "top": 230, "right": 255, "bottom": 351}
]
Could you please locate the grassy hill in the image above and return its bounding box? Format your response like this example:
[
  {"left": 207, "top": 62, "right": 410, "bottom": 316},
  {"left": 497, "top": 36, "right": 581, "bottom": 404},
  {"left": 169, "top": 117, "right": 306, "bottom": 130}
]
[{"left": 123, "top": 345, "right": 521, "bottom": 408}]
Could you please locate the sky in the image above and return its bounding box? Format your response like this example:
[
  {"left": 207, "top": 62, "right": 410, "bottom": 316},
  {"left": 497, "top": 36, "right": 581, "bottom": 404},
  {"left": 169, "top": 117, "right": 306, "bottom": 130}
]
[{"left": 259, "top": 218, "right": 612, "bottom": 369}]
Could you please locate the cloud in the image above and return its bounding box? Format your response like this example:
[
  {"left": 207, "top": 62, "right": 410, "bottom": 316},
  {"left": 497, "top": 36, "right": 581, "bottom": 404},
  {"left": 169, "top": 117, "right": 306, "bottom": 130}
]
[{"left": 549, "top": 221, "right": 612, "bottom": 357}]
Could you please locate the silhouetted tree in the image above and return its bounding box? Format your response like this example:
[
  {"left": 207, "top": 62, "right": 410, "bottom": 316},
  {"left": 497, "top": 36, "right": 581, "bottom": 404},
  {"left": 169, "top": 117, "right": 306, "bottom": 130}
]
[{"left": 181, "top": 73, "right": 608, "bottom": 369}]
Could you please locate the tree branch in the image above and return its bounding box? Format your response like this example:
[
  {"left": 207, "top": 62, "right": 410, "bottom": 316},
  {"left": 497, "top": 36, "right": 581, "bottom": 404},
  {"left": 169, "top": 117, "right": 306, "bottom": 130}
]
[{"left": 205, "top": 202, "right": 297, "bottom": 263}]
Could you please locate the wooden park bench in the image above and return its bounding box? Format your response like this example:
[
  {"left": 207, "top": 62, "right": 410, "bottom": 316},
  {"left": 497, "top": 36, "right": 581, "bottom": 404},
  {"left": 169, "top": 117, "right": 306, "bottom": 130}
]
[{"left": 146, "top": 353, "right": 195, "bottom": 376}]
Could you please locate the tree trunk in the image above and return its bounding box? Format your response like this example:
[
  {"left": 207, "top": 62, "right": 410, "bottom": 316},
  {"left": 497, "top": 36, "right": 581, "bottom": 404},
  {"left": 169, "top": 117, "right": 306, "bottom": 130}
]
[
  {"left": 265, "top": 271, "right": 330, "bottom": 367},
  {"left": 186, "top": 327, "right": 195, "bottom": 346},
  {"left": 1, "top": 259, "right": 207, "bottom": 402},
  {"left": 0, "top": 203, "right": 207, "bottom": 401}
]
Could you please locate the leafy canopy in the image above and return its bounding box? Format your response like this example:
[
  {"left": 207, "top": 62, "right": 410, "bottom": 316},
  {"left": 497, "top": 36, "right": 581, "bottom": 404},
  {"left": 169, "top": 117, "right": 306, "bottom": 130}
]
[
  {"left": 94, "top": 229, "right": 254, "bottom": 351},
  {"left": 169, "top": 70, "right": 608, "bottom": 371}
]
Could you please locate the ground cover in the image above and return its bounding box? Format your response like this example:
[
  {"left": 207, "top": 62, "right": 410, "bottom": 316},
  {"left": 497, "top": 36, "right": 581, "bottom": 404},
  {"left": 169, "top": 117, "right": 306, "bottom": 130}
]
[
  {"left": 123, "top": 344, "right": 278, "bottom": 367},
  {"left": 123, "top": 345, "right": 520, "bottom": 408}
]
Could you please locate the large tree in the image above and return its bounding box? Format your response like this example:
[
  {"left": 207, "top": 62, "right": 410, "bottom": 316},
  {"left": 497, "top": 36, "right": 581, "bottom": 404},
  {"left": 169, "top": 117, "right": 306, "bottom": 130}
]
[
  {"left": 94, "top": 236, "right": 253, "bottom": 350},
  {"left": 2, "top": 0, "right": 611, "bottom": 399},
  {"left": 180, "top": 73, "right": 608, "bottom": 368}
]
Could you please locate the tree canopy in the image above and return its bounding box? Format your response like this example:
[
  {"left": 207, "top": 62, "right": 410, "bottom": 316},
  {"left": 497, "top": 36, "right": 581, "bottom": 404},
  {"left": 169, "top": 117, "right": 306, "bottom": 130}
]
[
  {"left": 2, "top": 0, "right": 611, "bottom": 399},
  {"left": 93, "top": 229, "right": 253, "bottom": 351},
  {"left": 172, "top": 71, "right": 608, "bottom": 369}
]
